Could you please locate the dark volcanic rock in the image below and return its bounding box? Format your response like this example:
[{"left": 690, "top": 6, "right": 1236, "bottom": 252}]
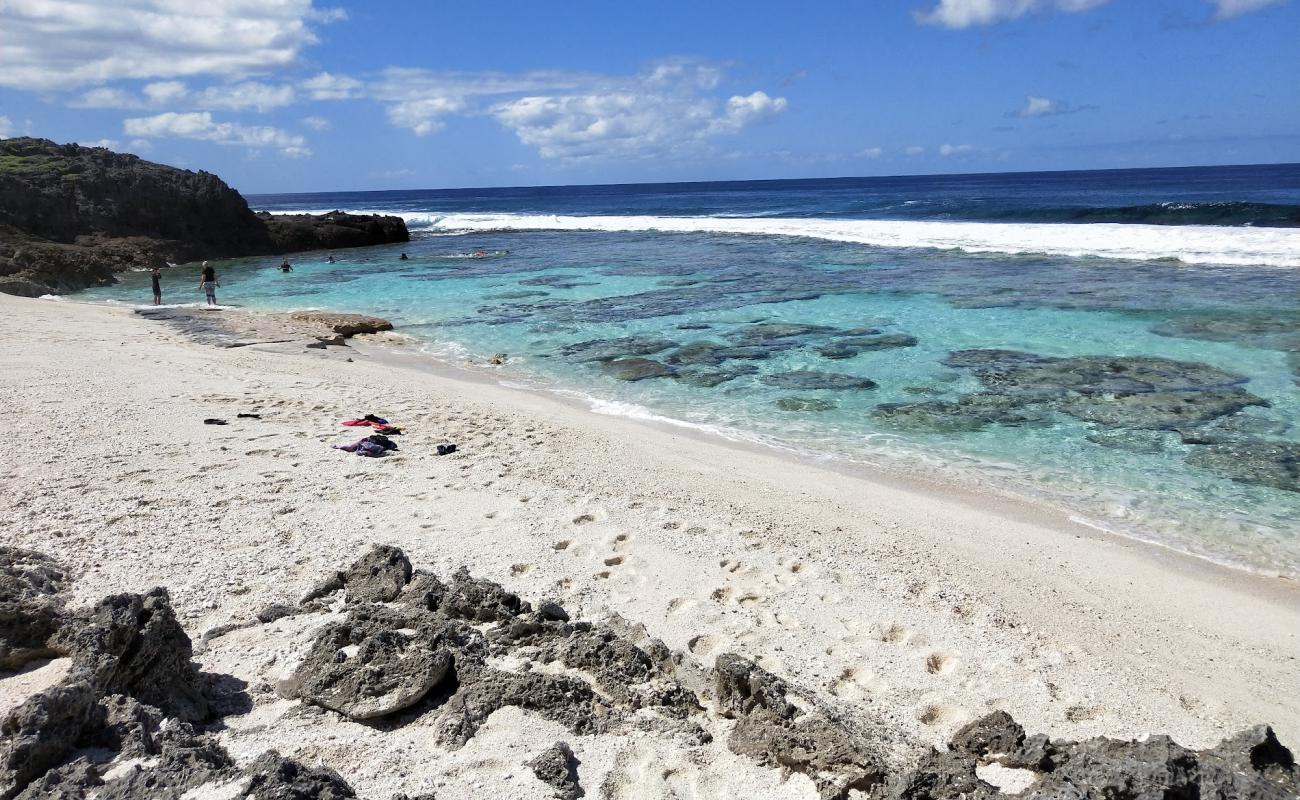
[
  {"left": 729, "top": 322, "right": 836, "bottom": 342},
  {"left": 559, "top": 336, "right": 677, "bottom": 362},
  {"left": 0, "top": 547, "right": 68, "bottom": 669},
  {"left": 675, "top": 364, "right": 758, "bottom": 387},
  {"left": 601, "top": 358, "right": 676, "bottom": 381},
  {"left": 1185, "top": 441, "right": 1300, "bottom": 493},
  {"left": 240, "top": 750, "right": 356, "bottom": 799},
  {"left": 886, "top": 712, "right": 1300, "bottom": 800},
  {"left": 819, "top": 334, "right": 918, "bottom": 359},
  {"left": 342, "top": 544, "right": 412, "bottom": 604},
  {"left": 1058, "top": 387, "right": 1268, "bottom": 430},
  {"left": 0, "top": 677, "right": 99, "bottom": 795},
  {"left": 440, "top": 565, "right": 531, "bottom": 622},
  {"left": 528, "top": 741, "right": 583, "bottom": 800},
  {"left": 259, "top": 210, "right": 408, "bottom": 252},
  {"left": 58, "top": 588, "right": 211, "bottom": 723},
  {"left": 713, "top": 653, "right": 887, "bottom": 800},
  {"left": 287, "top": 312, "right": 394, "bottom": 338},
  {"left": 0, "top": 138, "right": 407, "bottom": 296},
  {"left": 294, "top": 623, "right": 451, "bottom": 720},
  {"left": 761, "top": 371, "right": 878, "bottom": 391},
  {"left": 434, "top": 669, "right": 609, "bottom": 749},
  {"left": 776, "top": 396, "right": 839, "bottom": 412}
]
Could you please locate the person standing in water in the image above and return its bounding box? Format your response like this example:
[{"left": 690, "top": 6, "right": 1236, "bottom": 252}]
[
  {"left": 198, "top": 262, "right": 220, "bottom": 306},
  {"left": 279, "top": 258, "right": 293, "bottom": 272},
  {"left": 150, "top": 267, "right": 162, "bottom": 305}
]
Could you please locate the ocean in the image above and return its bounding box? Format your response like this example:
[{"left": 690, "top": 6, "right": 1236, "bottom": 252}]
[{"left": 80, "top": 164, "right": 1300, "bottom": 575}]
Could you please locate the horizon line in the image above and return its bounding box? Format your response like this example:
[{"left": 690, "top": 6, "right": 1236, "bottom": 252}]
[{"left": 242, "top": 160, "right": 1300, "bottom": 198}]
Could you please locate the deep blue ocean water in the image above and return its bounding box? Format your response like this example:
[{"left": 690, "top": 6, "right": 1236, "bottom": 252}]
[{"left": 81, "top": 165, "right": 1300, "bottom": 574}]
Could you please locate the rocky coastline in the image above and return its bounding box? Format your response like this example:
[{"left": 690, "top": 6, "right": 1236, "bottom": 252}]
[
  {"left": 3, "top": 543, "right": 1295, "bottom": 800},
  {"left": 0, "top": 138, "right": 408, "bottom": 297}
]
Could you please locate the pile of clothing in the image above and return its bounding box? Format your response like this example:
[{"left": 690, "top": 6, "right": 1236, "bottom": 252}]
[
  {"left": 332, "top": 413, "right": 458, "bottom": 459},
  {"left": 341, "top": 414, "right": 403, "bottom": 435},
  {"left": 332, "top": 432, "right": 398, "bottom": 458},
  {"left": 334, "top": 415, "right": 402, "bottom": 458}
]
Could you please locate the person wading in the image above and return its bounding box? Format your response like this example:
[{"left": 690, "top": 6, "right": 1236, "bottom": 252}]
[
  {"left": 198, "top": 262, "right": 220, "bottom": 307},
  {"left": 151, "top": 267, "right": 162, "bottom": 305}
]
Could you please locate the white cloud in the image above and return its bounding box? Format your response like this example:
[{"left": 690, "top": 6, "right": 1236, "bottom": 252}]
[
  {"left": 904, "top": 146, "right": 926, "bottom": 156},
  {"left": 857, "top": 147, "right": 884, "bottom": 158},
  {"left": 302, "top": 71, "right": 364, "bottom": 100},
  {"left": 128, "top": 138, "right": 153, "bottom": 152},
  {"left": 77, "top": 138, "right": 120, "bottom": 150},
  {"left": 301, "top": 115, "right": 331, "bottom": 131},
  {"left": 143, "top": 81, "right": 189, "bottom": 105},
  {"left": 0, "top": 0, "right": 343, "bottom": 91},
  {"left": 1209, "top": 0, "right": 1287, "bottom": 18},
  {"left": 71, "top": 80, "right": 295, "bottom": 112},
  {"left": 123, "top": 111, "right": 310, "bottom": 158},
  {"left": 386, "top": 96, "right": 466, "bottom": 136},
  {"left": 916, "top": 0, "right": 1113, "bottom": 28},
  {"left": 323, "top": 60, "right": 786, "bottom": 161},
  {"left": 938, "top": 143, "right": 975, "bottom": 156},
  {"left": 1009, "top": 94, "right": 1094, "bottom": 118},
  {"left": 0, "top": 117, "right": 13, "bottom": 138},
  {"left": 193, "top": 82, "right": 296, "bottom": 112}
]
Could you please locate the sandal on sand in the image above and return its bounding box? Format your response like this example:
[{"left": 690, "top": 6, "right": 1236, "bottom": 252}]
[
  {"left": 436, "top": 443, "right": 457, "bottom": 456},
  {"left": 203, "top": 418, "right": 228, "bottom": 425}
]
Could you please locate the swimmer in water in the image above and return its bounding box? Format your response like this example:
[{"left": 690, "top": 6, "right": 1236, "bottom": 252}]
[
  {"left": 328, "top": 255, "right": 336, "bottom": 263},
  {"left": 279, "top": 259, "right": 293, "bottom": 272},
  {"left": 399, "top": 253, "right": 409, "bottom": 260}
]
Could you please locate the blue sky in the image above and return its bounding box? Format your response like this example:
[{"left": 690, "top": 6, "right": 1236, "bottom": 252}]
[{"left": 1, "top": 0, "right": 1297, "bottom": 193}]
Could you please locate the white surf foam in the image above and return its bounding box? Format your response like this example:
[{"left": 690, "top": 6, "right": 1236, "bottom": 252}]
[{"left": 348, "top": 211, "right": 1300, "bottom": 268}]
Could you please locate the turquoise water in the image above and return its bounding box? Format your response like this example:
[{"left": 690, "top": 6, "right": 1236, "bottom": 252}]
[{"left": 82, "top": 222, "right": 1300, "bottom": 575}]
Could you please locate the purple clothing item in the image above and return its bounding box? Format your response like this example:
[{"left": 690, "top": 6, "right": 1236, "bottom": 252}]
[{"left": 332, "top": 439, "right": 389, "bottom": 457}]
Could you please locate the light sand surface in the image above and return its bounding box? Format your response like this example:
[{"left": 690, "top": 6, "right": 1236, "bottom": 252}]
[{"left": 2, "top": 294, "right": 1298, "bottom": 798}]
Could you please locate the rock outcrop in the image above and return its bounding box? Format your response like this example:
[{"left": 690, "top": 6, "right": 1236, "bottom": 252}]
[
  {"left": 6, "top": 543, "right": 1297, "bottom": 800},
  {"left": 0, "top": 138, "right": 408, "bottom": 296}
]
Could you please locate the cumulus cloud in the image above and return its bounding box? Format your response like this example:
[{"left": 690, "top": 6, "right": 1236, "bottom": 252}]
[
  {"left": 71, "top": 80, "right": 296, "bottom": 112},
  {"left": 916, "top": 0, "right": 1113, "bottom": 28},
  {"left": 301, "top": 115, "right": 331, "bottom": 131},
  {"left": 858, "top": 147, "right": 884, "bottom": 158},
  {"left": 1209, "top": 0, "right": 1287, "bottom": 18},
  {"left": 0, "top": 0, "right": 343, "bottom": 91},
  {"left": 1008, "top": 95, "right": 1095, "bottom": 118},
  {"left": 123, "top": 111, "right": 310, "bottom": 158},
  {"left": 302, "top": 71, "right": 364, "bottom": 101},
  {"left": 938, "top": 143, "right": 976, "bottom": 157},
  {"left": 77, "top": 138, "right": 121, "bottom": 149},
  {"left": 330, "top": 60, "right": 787, "bottom": 161},
  {"left": 0, "top": 117, "right": 13, "bottom": 138}
]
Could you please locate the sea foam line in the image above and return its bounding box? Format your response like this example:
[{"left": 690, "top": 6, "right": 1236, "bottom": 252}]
[{"left": 274, "top": 209, "right": 1300, "bottom": 268}]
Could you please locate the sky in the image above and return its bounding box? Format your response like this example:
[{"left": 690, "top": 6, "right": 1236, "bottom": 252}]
[{"left": 1, "top": 0, "right": 1298, "bottom": 193}]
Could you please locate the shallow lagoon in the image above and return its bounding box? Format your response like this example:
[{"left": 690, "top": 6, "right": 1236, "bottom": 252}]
[{"left": 83, "top": 225, "right": 1300, "bottom": 575}]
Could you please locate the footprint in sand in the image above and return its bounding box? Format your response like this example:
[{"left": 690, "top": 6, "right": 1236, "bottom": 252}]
[
  {"left": 925, "top": 652, "right": 960, "bottom": 676},
  {"left": 510, "top": 563, "right": 532, "bottom": 576},
  {"left": 603, "top": 556, "right": 624, "bottom": 567},
  {"left": 881, "top": 622, "right": 913, "bottom": 644},
  {"left": 572, "top": 513, "right": 597, "bottom": 525},
  {"left": 666, "top": 597, "right": 697, "bottom": 617},
  {"left": 553, "top": 540, "right": 572, "bottom": 551},
  {"left": 831, "top": 666, "right": 885, "bottom": 701},
  {"left": 918, "top": 703, "right": 965, "bottom": 726}
]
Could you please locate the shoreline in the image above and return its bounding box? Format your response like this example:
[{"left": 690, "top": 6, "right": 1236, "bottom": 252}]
[
  {"left": 4, "top": 293, "right": 1299, "bottom": 797},
  {"left": 367, "top": 331, "right": 1300, "bottom": 591}
]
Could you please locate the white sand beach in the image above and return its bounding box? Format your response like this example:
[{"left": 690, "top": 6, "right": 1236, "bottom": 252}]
[{"left": 2, "top": 293, "right": 1298, "bottom": 798}]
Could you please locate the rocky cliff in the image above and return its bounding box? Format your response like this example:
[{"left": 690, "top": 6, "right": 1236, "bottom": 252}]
[{"left": 0, "top": 138, "right": 408, "bottom": 296}]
